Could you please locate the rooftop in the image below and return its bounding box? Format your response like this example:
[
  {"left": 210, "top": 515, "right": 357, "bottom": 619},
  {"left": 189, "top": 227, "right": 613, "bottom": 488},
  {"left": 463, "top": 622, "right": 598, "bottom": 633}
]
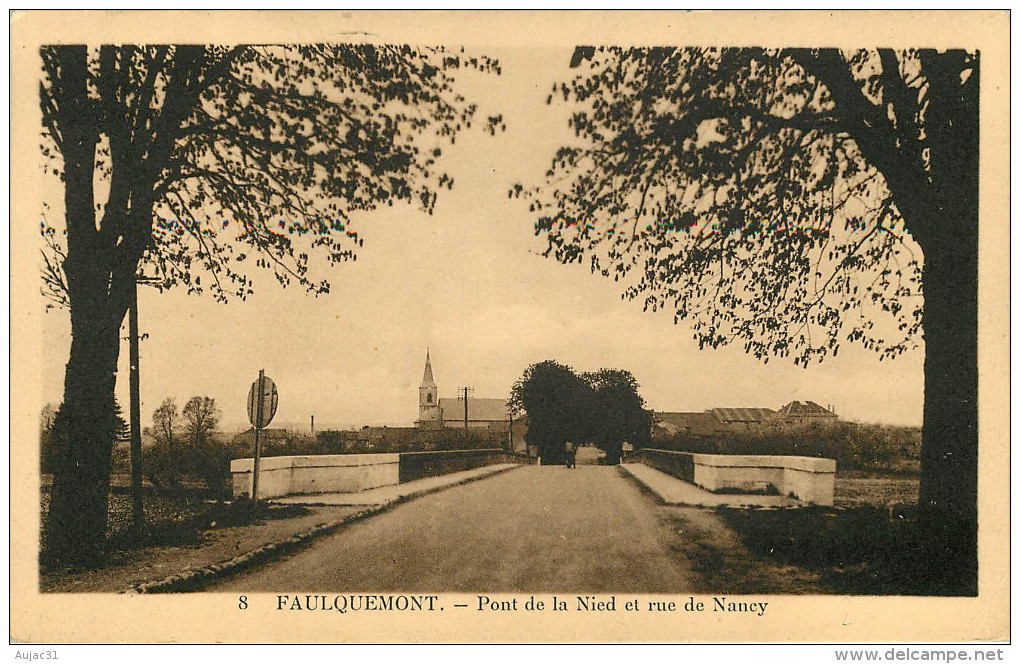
[{"left": 439, "top": 397, "right": 508, "bottom": 422}]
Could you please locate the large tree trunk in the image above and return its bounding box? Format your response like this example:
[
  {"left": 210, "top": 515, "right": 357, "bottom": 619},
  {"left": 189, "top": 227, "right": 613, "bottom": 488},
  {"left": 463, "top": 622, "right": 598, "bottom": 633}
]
[
  {"left": 913, "top": 51, "right": 979, "bottom": 596},
  {"left": 45, "top": 227, "right": 142, "bottom": 565},
  {"left": 916, "top": 206, "right": 978, "bottom": 596},
  {"left": 45, "top": 313, "right": 122, "bottom": 565}
]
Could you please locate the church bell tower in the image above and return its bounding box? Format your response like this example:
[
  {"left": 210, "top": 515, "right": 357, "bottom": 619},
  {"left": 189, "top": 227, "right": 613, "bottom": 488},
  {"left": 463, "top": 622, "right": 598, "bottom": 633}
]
[{"left": 418, "top": 349, "right": 442, "bottom": 428}]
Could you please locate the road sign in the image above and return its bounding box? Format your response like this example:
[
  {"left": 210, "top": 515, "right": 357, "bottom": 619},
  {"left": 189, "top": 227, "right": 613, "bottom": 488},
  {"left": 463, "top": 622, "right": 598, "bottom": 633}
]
[{"left": 247, "top": 374, "right": 279, "bottom": 429}]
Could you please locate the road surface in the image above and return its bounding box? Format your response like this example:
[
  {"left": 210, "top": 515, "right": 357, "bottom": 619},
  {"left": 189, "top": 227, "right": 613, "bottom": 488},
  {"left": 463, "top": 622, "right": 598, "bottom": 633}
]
[{"left": 209, "top": 465, "right": 696, "bottom": 592}]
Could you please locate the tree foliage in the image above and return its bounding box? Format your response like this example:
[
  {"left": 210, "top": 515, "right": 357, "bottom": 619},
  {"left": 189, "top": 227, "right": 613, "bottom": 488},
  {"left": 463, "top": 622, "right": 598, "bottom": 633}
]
[
  {"left": 583, "top": 368, "right": 651, "bottom": 464},
  {"left": 111, "top": 399, "right": 130, "bottom": 445},
  {"left": 151, "top": 397, "right": 178, "bottom": 447},
  {"left": 510, "top": 360, "right": 592, "bottom": 464},
  {"left": 41, "top": 44, "right": 504, "bottom": 307},
  {"left": 181, "top": 396, "right": 220, "bottom": 445},
  {"left": 514, "top": 47, "right": 975, "bottom": 366},
  {"left": 146, "top": 396, "right": 228, "bottom": 492},
  {"left": 511, "top": 361, "right": 650, "bottom": 465}
]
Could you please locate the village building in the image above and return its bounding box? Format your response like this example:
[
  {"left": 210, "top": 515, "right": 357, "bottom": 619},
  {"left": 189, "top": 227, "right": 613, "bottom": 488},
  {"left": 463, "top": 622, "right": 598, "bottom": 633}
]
[
  {"left": 415, "top": 350, "right": 514, "bottom": 432},
  {"left": 653, "top": 411, "right": 731, "bottom": 437},
  {"left": 653, "top": 401, "right": 838, "bottom": 438},
  {"left": 775, "top": 400, "right": 840, "bottom": 426},
  {"left": 709, "top": 407, "right": 778, "bottom": 430}
]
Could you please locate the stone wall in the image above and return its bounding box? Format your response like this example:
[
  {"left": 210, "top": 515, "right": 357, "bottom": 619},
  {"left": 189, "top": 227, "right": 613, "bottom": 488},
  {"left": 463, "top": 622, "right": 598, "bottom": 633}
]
[
  {"left": 642, "top": 449, "right": 697, "bottom": 483},
  {"left": 398, "top": 449, "right": 504, "bottom": 483},
  {"left": 231, "top": 448, "right": 506, "bottom": 499},
  {"left": 231, "top": 454, "right": 400, "bottom": 499},
  {"left": 641, "top": 449, "right": 836, "bottom": 505}
]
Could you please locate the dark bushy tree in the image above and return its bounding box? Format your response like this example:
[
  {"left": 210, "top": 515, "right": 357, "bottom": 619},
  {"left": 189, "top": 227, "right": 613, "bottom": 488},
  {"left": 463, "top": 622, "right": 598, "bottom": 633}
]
[
  {"left": 510, "top": 360, "right": 592, "bottom": 464},
  {"left": 584, "top": 369, "right": 651, "bottom": 464},
  {"left": 111, "top": 399, "right": 130, "bottom": 446},
  {"left": 40, "top": 44, "right": 502, "bottom": 562},
  {"left": 151, "top": 397, "right": 178, "bottom": 448},
  {"left": 511, "top": 361, "right": 651, "bottom": 465},
  {"left": 181, "top": 396, "right": 220, "bottom": 445},
  {"left": 516, "top": 47, "right": 977, "bottom": 593}
]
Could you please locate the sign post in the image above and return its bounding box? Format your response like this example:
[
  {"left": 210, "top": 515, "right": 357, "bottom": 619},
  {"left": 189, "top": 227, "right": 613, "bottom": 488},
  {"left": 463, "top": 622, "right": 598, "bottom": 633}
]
[{"left": 247, "top": 370, "right": 279, "bottom": 503}]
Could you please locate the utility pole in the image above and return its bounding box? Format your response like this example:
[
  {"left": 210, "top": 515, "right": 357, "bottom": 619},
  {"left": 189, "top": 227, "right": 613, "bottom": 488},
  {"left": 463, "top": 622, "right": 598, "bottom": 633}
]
[
  {"left": 311, "top": 414, "right": 315, "bottom": 439},
  {"left": 252, "top": 369, "right": 265, "bottom": 504},
  {"left": 458, "top": 386, "right": 474, "bottom": 430},
  {"left": 127, "top": 274, "right": 159, "bottom": 531},
  {"left": 128, "top": 277, "right": 143, "bottom": 530}
]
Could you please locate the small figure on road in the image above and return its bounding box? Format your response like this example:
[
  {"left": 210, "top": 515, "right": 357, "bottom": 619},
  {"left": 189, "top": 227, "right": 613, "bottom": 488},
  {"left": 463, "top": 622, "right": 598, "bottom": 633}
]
[{"left": 565, "top": 441, "right": 576, "bottom": 469}]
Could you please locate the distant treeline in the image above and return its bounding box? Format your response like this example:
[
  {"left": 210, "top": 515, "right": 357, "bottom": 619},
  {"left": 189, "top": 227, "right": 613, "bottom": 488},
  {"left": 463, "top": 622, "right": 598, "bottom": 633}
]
[
  {"left": 260, "top": 427, "right": 502, "bottom": 457},
  {"left": 651, "top": 422, "right": 921, "bottom": 474}
]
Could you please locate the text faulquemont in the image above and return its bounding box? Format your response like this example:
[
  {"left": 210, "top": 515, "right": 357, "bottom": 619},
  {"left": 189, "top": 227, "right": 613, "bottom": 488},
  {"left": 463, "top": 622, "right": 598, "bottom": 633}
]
[{"left": 276, "top": 594, "right": 439, "bottom": 613}]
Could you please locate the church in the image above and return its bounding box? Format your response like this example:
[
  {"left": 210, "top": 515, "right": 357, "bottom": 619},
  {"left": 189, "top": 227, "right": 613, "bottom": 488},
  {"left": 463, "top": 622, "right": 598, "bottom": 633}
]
[{"left": 416, "top": 350, "right": 511, "bottom": 430}]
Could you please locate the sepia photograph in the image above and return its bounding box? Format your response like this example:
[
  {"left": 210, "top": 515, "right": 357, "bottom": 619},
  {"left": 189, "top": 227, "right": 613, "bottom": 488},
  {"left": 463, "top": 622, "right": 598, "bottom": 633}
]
[{"left": 9, "top": 9, "right": 1010, "bottom": 645}]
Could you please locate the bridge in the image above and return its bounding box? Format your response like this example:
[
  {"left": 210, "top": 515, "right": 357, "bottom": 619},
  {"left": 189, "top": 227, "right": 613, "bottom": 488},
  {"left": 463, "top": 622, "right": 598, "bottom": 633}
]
[{"left": 207, "top": 447, "right": 833, "bottom": 592}]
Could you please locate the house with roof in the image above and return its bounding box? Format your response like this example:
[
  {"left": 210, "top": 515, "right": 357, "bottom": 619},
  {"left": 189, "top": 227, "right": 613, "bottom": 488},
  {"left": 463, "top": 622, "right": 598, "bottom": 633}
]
[
  {"left": 653, "top": 411, "right": 730, "bottom": 437},
  {"left": 653, "top": 401, "right": 838, "bottom": 438},
  {"left": 709, "top": 407, "right": 778, "bottom": 430},
  {"left": 438, "top": 396, "right": 510, "bottom": 429},
  {"left": 775, "top": 400, "right": 839, "bottom": 427}
]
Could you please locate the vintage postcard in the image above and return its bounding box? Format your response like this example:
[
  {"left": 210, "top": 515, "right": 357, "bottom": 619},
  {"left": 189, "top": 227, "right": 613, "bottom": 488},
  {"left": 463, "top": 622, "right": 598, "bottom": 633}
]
[{"left": 9, "top": 10, "right": 1010, "bottom": 644}]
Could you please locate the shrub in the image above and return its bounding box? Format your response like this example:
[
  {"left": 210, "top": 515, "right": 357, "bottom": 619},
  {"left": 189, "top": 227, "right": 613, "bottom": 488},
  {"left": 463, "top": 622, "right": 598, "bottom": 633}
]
[{"left": 143, "top": 436, "right": 247, "bottom": 498}]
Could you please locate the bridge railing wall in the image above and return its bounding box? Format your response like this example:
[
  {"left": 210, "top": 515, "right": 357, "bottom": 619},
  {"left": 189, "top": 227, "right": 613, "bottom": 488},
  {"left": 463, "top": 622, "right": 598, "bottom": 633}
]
[
  {"left": 641, "top": 449, "right": 697, "bottom": 483},
  {"left": 398, "top": 448, "right": 505, "bottom": 483},
  {"left": 639, "top": 448, "right": 836, "bottom": 505},
  {"left": 231, "top": 448, "right": 511, "bottom": 499}
]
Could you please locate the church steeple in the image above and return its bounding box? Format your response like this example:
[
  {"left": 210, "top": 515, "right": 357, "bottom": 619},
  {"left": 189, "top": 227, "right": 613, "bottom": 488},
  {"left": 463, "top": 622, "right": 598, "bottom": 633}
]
[
  {"left": 418, "top": 348, "right": 442, "bottom": 428},
  {"left": 422, "top": 348, "right": 436, "bottom": 387}
]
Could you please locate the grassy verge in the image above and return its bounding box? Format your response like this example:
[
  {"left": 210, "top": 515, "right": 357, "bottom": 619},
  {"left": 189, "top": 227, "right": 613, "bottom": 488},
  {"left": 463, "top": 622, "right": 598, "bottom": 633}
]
[
  {"left": 656, "top": 506, "right": 825, "bottom": 594},
  {"left": 718, "top": 505, "right": 964, "bottom": 595},
  {"left": 39, "top": 486, "right": 310, "bottom": 571},
  {"left": 835, "top": 472, "right": 920, "bottom": 508}
]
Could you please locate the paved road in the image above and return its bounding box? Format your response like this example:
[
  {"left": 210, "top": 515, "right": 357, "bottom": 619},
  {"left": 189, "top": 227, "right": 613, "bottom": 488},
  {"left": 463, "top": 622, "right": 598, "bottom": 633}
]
[{"left": 209, "top": 465, "right": 696, "bottom": 593}]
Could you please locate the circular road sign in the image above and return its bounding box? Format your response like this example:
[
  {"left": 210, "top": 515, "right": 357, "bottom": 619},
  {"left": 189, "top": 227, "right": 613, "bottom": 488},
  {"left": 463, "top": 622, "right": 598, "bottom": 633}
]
[{"left": 247, "top": 375, "right": 279, "bottom": 429}]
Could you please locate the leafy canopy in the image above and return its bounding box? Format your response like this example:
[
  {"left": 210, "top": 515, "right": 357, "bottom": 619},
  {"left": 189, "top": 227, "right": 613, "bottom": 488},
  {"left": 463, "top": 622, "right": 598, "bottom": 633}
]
[
  {"left": 513, "top": 47, "right": 934, "bottom": 366},
  {"left": 584, "top": 368, "right": 650, "bottom": 455},
  {"left": 151, "top": 397, "right": 178, "bottom": 446},
  {"left": 41, "top": 44, "right": 504, "bottom": 307}
]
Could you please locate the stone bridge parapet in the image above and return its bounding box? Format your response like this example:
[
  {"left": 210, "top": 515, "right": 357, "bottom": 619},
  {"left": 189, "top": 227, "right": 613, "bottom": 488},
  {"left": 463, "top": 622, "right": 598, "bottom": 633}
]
[
  {"left": 641, "top": 449, "right": 836, "bottom": 505},
  {"left": 231, "top": 449, "right": 505, "bottom": 499}
]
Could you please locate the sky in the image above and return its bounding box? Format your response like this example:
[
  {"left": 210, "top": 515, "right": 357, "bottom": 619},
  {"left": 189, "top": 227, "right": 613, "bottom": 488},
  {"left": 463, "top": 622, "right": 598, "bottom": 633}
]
[{"left": 36, "top": 46, "right": 924, "bottom": 433}]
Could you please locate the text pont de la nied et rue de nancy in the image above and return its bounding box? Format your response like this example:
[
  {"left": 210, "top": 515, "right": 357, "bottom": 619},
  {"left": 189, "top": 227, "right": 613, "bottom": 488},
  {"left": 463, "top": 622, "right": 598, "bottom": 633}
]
[{"left": 267, "top": 594, "right": 769, "bottom": 616}]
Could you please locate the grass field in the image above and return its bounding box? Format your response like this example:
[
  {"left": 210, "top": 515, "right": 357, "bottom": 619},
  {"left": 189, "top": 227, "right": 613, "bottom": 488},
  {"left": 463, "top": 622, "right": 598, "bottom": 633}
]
[{"left": 835, "top": 471, "right": 920, "bottom": 508}]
